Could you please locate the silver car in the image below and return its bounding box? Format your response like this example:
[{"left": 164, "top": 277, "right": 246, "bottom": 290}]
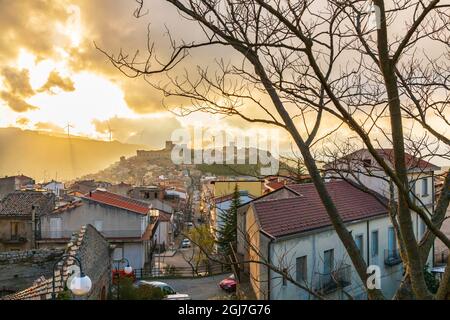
[{"left": 135, "top": 280, "right": 191, "bottom": 300}]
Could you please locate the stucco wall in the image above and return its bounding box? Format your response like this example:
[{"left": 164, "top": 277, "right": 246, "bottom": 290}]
[
  {"left": 267, "top": 216, "right": 403, "bottom": 300},
  {"left": 40, "top": 201, "right": 146, "bottom": 239}
]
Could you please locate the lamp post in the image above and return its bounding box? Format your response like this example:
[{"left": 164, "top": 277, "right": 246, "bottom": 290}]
[
  {"left": 51, "top": 254, "right": 92, "bottom": 300},
  {"left": 113, "top": 258, "right": 133, "bottom": 300}
]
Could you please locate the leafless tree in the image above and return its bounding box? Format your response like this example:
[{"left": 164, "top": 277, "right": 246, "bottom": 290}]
[{"left": 98, "top": 0, "right": 450, "bottom": 299}]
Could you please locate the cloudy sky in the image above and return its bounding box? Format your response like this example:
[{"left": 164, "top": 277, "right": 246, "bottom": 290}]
[
  {"left": 0, "top": 0, "right": 448, "bottom": 165},
  {"left": 0, "top": 0, "right": 247, "bottom": 149}
]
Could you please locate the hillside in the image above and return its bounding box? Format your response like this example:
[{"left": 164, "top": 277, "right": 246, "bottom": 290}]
[{"left": 0, "top": 127, "right": 145, "bottom": 181}]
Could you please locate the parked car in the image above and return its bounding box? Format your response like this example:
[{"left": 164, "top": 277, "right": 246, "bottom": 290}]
[
  {"left": 186, "top": 221, "right": 194, "bottom": 228},
  {"left": 219, "top": 274, "right": 237, "bottom": 292},
  {"left": 135, "top": 281, "right": 191, "bottom": 300},
  {"left": 181, "top": 238, "right": 191, "bottom": 248}
]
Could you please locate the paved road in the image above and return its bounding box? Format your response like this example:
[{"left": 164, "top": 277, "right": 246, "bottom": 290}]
[{"left": 163, "top": 274, "right": 232, "bottom": 300}]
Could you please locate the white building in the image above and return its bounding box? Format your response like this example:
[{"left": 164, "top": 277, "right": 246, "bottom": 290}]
[
  {"left": 324, "top": 148, "right": 440, "bottom": 263},
  {"left": 42, "top": 180, "right": 65, "bottom": 197},
  {"left": 238, "top": 181, "right": 404, "bottom": 300},
  {"left": 38, "top": 189, "right": 158, "bottom": 270}
]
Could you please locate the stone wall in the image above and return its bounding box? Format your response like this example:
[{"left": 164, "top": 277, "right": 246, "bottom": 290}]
[
  {"left": 2, "top": 224, "right": 112, "bottom": 300},
  {"left": 0, "top": 248, "right": 64, "bottom": 296}
]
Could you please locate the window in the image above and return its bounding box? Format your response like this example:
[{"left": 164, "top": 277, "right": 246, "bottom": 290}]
[
  {"left": 296, "top": 256, "right": 307, "bottom": 282},
  {"left": 282, "top": 268, "right": 288, "bottom": 286},
  {"left": 49, "top": 218, "right": 62, "bottom": 238},
  {"left": 419, "top": 219, "right": 426, "bottom": 239},
  {"left": 323, "top": 249, "right": 334, "bottom": 274},
  {"left": 371, "top": 230, "right": 379, "bottom": 257},
  {"left": 409, "top": 180, "right": 416, "bottom": 202},
  {"left": 388, "top": 227, "right": 396, "bottom": 252},
  {"left": 355, "top": 234, "right": 364, "bottom": 257},
  {"left": 162, "top": 285, "right": 176, "bottom": 295},
  {"left": 421, "top": 178, "right": 428, "bottom": 197}
]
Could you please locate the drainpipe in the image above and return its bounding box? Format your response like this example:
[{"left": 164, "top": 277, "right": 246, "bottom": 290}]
[
  {"left": 366, "top": 220, "right": 370, "bottom": 266},
  {"left": 431, "top": 172, "right": 435, "bottom": 266},
  {"left": 267, "top": 238, "right": 274, "bottom": 301}
]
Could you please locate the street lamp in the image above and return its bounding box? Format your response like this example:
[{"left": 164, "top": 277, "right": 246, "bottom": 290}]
[
  {"left": 113, "top": 258, "right": 133, "bottom": 300},
  {"left": 51, "top": 254, "right": 92, "bottom": 299}
]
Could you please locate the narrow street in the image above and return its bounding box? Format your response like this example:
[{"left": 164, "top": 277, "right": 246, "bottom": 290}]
[{"left": 163, "top": 274, "right": 232, "bottom": 300}]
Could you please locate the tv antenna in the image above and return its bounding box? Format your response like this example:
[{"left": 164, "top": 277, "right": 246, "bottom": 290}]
[
  {"left": 65, "top": 123, "right": 74, "bottom": 138},
  {"left": 107, "top": 121, "right": 113, "bottom": 142}
]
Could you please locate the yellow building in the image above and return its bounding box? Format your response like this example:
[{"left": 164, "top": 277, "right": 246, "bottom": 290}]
[{"left": 211, "top": 180, "right": 264, "bottom": 198}]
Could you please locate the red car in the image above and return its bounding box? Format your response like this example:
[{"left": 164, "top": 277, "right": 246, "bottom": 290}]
[{"left": 219, "top": 274, "right": 237, "bottom": 293}]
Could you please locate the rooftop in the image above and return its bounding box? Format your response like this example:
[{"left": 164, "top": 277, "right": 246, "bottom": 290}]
[
  {"left": 0, "top": 191, "right": 55, "bottom": 217},
  {"left": 82, "top": 189, "right": 150, "bottom": 215},
  {"left": 252, "top": 180, "right": 388, "bottom": 238}
]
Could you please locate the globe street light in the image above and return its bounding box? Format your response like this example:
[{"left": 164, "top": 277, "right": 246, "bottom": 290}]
[{"left": 51, "top": 254, "right": 92, "bottom": 299}]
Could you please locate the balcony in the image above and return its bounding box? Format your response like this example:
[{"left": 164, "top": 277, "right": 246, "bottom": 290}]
[
  {"left": 384, "top": 249, "right": 402, "bottom": 266},
  {"left": 0, "top": 235, "right": 28, "bottom": 244},
  {"left": 315, "top": 264, "right": 351, "bottom": 294}
]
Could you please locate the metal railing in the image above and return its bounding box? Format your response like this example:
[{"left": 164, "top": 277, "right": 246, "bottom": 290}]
[
  {"left": 134, "top": 264, "right": 230, "bottom": 279},
  {"left": 315, "top": 264, "right": 351, "bottom": 294},
  {"left": 384, "top": 249, "right": 402, "bottom": 266}
]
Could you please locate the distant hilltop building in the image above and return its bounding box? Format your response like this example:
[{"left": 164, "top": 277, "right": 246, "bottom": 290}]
[{"left": 136, "top": 141, "right": 175, "bottom": 160}]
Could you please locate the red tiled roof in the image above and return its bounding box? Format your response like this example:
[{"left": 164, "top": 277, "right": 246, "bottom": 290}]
[
  {"left": 252, "top": 181, "right": 388, "bottom": 238},
  {"left": 82, "top": 190, "right": 150, "bottom": 215},
  {"left": 376, "top": 148, "right": 439, "bottom": 170}
]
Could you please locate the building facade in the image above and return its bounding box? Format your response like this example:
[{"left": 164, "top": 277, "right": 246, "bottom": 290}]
[
  {"left": 38, "top": 190, "right": 156, "bottom": 270},
  {"left": 238, "top": 181, "right": 404, "bottom": 300}
]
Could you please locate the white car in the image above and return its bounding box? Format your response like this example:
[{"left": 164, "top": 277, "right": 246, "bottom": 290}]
[
  {"left": 181, "top": 238, "right": 191, "bottom": 248},
  {"left": 186, "top": 222, "right": 194, "bottom": 228},
  {"left": 135, "top": 281, "right": 191, "bottom": 300}
]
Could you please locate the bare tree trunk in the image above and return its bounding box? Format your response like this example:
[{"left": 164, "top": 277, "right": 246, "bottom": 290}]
[{"left": 373, "top": 0, "right": 432, "bottom": 299}]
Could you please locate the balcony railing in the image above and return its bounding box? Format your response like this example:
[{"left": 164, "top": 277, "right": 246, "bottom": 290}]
[
  {"left": 315, "top": 264, "right": 351, "bottom": 294},
  {"left": 39, "top": 229, "right": 144, "bottom": 239},
  {"left": 384, "top": 249, "right": 402, "bottom": 266}
]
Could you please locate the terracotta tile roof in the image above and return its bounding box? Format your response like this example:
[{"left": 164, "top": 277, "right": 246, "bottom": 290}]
[
  {"left": 252, "top": 180, "right": 388, "bottom": 238},
  {"left": 82, "top": 190, "right": 150, "bottom": 215},
  {"left": 0, "top": 191, "right": 55, "bottom": 217}
]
